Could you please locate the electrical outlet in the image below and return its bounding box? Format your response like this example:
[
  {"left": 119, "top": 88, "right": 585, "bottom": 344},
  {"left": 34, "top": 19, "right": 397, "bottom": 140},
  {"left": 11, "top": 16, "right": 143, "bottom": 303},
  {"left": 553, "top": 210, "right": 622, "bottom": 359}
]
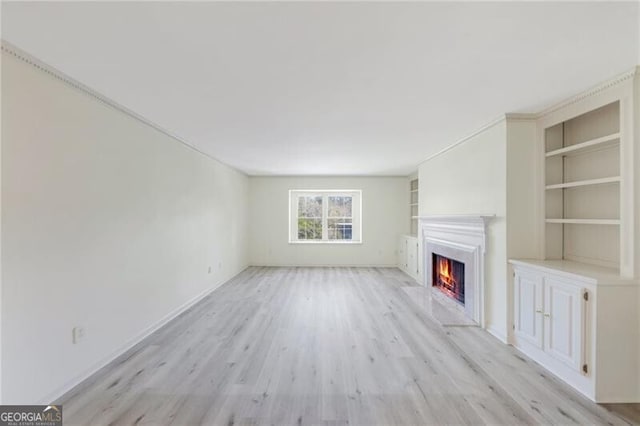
[{"left": 72, "top": 326, "right": 85, "bottom": 344}]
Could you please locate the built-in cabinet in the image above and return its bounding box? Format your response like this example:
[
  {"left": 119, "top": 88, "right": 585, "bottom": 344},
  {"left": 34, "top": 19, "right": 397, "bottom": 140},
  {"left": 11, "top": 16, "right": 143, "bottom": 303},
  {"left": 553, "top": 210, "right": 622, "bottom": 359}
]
[
  {"left": 398, "top": 235, "right": 419, "bottom": 281},
  {"left": 399, "top": 176, "right": 420, "bottom": 281},
  {"left": 509, "top": 76, "right": 639, "bottom": 402},
  {"left": 511, "top": 260, "right": 638, "bottom": 402},
  {"left": 513, "top": 266, "right": 584, "bottom": 373}
]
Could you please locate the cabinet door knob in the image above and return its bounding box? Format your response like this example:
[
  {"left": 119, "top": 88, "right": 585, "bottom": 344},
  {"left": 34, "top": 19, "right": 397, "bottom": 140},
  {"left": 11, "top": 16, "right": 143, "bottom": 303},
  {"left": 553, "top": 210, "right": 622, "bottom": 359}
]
[
  {"left": 535, "top": 310, "right": 543, "bottom": 314},
  {"left": 544, "top": 313, "right": 551, "bottom": 317}
]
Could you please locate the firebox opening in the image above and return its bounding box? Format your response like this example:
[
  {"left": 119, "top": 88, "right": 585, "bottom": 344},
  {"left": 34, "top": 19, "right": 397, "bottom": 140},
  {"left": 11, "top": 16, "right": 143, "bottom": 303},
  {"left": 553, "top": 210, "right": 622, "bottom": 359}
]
[{"left": 432, "top": 253, "right": 465, "bottom": 305}]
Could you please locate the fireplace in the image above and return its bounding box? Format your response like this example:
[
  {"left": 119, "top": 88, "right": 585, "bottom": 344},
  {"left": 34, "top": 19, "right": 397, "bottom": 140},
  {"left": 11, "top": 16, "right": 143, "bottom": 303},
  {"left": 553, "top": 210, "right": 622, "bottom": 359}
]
[
  {"left": 432, "top": 254, "right": 465, "bottom": 305},
  {"left": 419, "top": 215, "right": 493, "bottom": 326}
]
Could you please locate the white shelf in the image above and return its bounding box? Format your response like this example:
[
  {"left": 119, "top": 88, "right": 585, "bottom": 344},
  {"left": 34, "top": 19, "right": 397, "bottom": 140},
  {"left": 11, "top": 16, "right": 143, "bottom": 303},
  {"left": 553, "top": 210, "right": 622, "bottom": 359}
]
[
  {"left": 409, "top": 178, "right": 419, "bottom": 236},
  {"left": 545, "top": 218, "right": 620, "bottom": 225},
  {"left": 545, "top": 132, "right": 620, "bottom": 158},
  {"left": 510, "top": 259, "right": 635, "bottom": 286},
  {"left": 545, "top": 176, "right": 621, "bottom": 190}
]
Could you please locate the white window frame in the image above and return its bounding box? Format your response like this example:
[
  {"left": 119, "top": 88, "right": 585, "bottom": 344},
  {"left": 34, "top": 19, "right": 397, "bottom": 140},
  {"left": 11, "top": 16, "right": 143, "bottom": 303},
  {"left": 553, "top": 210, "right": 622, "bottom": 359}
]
[{"left": 289, "top": 190, "right": 362, "bottom": 244}]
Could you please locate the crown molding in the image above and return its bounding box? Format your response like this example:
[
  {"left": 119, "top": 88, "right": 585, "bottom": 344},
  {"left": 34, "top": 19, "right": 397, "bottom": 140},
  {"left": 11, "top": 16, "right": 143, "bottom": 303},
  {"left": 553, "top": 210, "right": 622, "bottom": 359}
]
[
  {"left": 532, "top": 66, "right": 638, "bottom": 119},
  {"left": 1, "top": 40, "right": 248, "bottom": 177},
  {"left": 418, "top": 65, "right": 638, "bottom": 167},
  {"left": 417, "top": 115, "right": 506, "bottom": 166},
  {"left": 504, "top": 112, "right": 538, "bottom": 120},
  {"left": 4, "top": 38, "right": 636, "bottom": 177},
  {"left": 507, "top": 65, "right": 639, "bottom": 121}
]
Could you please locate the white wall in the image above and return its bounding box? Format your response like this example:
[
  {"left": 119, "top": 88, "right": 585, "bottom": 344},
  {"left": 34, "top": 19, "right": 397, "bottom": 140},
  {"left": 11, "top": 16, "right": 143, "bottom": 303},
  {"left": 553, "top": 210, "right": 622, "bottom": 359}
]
[
  {"left": 418, "top": 120, "right": 509, "bottom": 340},
  {"left": 506, "top": 119, "right": 539, "bottom": 260},
  {"left": 249, "top": 176, "right": 407, "bottom": 266},
  {"left": 1, "top": 51, "right": 249, "bottom": 403}
]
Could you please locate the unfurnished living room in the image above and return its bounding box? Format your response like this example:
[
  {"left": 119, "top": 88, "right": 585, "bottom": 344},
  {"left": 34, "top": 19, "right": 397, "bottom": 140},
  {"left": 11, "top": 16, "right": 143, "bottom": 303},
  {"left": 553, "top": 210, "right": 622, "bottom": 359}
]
[{"left": 1, "top": 1, "right": 640, "bottom": 425}]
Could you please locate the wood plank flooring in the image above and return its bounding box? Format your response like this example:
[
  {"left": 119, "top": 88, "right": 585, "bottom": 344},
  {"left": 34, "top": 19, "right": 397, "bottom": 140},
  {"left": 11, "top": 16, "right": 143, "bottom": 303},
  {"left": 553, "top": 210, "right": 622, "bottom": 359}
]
[{"left": 58, "top": 267, "right": 640, "bottom": 425}]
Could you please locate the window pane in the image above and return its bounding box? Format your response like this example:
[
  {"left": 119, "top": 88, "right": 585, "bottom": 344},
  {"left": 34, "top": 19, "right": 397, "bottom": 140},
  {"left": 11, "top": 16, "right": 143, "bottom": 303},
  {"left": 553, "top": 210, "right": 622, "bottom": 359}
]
[
  {"left": 298, "top": 196, "right": 322, "bottom": 218},
  {"left": 298, "top": 218, "right": 322, "bottom": 240},
  {"left": 328, "top": 196, "right": 352, "bottom": 218},
  {"left": 328, "top": 218, "right": 353, "bottom": 240}
]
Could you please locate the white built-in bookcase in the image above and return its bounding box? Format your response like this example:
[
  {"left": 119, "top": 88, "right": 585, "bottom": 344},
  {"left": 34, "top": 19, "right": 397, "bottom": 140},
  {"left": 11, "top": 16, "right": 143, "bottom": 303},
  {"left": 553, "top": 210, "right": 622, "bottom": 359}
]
[
  {"left": 540, "top": 81, "right": 634, "bottom": 277},
  {"left": 410, "top": 178, "right": 419, "bottom": 235}
]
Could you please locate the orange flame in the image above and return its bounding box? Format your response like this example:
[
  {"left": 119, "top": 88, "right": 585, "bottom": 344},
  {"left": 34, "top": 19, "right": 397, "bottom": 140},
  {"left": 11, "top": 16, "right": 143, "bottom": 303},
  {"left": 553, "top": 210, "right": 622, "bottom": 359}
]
[
  {"left": 437, "top": 257, "right": 457, "bottom": 290},
  {"left": 438, "top": 257, "right": 452, "bottom": 281}
]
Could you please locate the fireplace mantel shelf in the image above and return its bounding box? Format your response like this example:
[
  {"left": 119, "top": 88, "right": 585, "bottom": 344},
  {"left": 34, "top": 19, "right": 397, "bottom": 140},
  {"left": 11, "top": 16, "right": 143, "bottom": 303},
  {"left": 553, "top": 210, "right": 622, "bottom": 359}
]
[
  {"left": 417, "top": 215, "right": 495, "bottom": 224},
  {"left": 418, "top": 215, "right": 495, "bottom": 253}
]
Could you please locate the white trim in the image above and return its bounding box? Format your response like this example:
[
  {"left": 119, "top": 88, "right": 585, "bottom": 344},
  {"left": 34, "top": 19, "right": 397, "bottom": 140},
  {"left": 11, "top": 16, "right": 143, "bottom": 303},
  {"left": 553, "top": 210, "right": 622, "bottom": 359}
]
[
  {"left": 289, "top": 240, "right": 363, "bottom": 245},
  {"left": 417, "top": 116, "right": 506, "bottom": 165},
  {"left": 418, "top": 66, "right": 639, "bottom": 168},
  {"left": 289, "top": 190, "right": 362, "bottom": 244},
  {"left": 0, "top": 40, "right": 247, "bottom": 178},
  {"left": 417, "top": 215, "right": 494, "bottom": 253},
  {"left": 486, "top": 323, "right": 509, "bottom": 344},
  {"left": 535, "top": 67, "right": 638, "bottom": 118},
  {"left": 504, "top": 113, "right": 540, "bottom": 120},
  {"left": 43, "top": 267, "right": 248, "bottom": 405},
  {"left": 249, "top": 263, "right": 398, "bottom": 268}
]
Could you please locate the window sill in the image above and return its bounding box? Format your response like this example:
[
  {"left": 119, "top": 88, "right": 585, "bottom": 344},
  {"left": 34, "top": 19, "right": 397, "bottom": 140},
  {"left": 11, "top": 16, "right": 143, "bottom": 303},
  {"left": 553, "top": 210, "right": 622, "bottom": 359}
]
[{"left": 288, "top": 240, "right": 363, "bottom": 245}]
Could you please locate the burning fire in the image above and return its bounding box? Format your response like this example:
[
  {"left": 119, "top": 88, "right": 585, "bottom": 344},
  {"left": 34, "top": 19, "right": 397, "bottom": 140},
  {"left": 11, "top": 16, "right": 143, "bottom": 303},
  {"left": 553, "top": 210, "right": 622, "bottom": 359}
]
[
  {"left": 438, "top": 257, "right": 455, "bottom": 288},
  {"left": 439, "top": 257, "right": 451, "bottom": 280},
  {"left": 433, "top": 254, "right": 464, "bottom": 305}
]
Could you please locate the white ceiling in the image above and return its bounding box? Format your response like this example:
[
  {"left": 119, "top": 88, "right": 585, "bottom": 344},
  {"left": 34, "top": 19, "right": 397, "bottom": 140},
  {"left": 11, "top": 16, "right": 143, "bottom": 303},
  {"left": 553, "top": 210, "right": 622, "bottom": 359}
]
[{"left": 2, "top": 2, "right": 638, "bottom": 176}]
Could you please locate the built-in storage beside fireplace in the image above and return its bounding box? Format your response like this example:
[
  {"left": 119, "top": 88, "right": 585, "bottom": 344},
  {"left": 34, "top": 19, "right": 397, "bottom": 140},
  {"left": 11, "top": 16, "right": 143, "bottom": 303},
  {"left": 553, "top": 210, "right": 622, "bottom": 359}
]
[
  {"left": 509, "top": 74, "right": 639, "bottom": 403},
  {"left": 511, "top": 259, "right": 638, "bottom": 402}
]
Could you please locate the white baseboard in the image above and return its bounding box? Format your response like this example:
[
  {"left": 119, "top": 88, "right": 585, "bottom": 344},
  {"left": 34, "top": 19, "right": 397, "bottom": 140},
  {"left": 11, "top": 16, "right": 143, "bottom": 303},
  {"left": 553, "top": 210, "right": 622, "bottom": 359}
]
[
  {"left": 41, "top": 266, "right": 248, "bottom": 405},
  {"left": 248, "top": 263, "right": 398, "bottom": 268},
  {"left": 397, "top": 268, "right": 421, "bottom": 284},
  {"left": 485, "top": 323, "right": 508, "bottom": 344}
]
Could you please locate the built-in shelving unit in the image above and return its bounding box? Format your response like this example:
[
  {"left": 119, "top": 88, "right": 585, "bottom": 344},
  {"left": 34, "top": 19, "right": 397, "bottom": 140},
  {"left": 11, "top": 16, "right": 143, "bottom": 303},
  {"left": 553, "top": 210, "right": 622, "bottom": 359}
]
[
  {"left": 543, "top": 101, "right": 622, "bottom": 270},
  {"left": 511, "top": 68, "right": 638, "bottom": 404},
  {"left": 399, "top": 177, "right": 420, "bottom": 280},
  {"left": 410, "top": 178, "right": 419, "bottom": 235}
]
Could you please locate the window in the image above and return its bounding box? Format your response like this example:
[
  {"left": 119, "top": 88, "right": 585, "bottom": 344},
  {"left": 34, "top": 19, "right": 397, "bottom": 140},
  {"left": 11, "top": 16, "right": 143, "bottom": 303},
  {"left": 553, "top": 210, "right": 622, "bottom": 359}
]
[{"left": 289, "top": 190, "right": 362, "bottom": 243}]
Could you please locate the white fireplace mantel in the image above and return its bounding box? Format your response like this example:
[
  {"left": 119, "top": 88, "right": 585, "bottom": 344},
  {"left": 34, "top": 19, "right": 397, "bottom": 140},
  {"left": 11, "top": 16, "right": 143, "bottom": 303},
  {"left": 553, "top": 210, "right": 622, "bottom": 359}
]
[
  {"left": 418, "top": 215, "right": 494, "bottom": 253},
  {"left": 418, "top": 215, "right": 494, "bottom": 326}
]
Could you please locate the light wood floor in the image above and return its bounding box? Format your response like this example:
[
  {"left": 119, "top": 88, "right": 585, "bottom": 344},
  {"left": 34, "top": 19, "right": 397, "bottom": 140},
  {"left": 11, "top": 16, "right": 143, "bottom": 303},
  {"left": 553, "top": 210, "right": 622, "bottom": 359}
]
[{"left": 58, "top": 267, "right": 640, "bottom": 425}]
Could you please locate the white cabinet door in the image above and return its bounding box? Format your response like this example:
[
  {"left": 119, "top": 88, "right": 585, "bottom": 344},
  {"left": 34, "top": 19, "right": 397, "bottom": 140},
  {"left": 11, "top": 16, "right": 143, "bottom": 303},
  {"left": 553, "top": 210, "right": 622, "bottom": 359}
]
[
  {"left": 514, "top": 269, "right": 544, "bottom": 348},
  {"left": 407, "top": 238, "right": 418, "bottom": 277},
  {"left": 544, "top": 277, "right": 583, "bottom": 371},
  {"left": 398, "top": 236, "right": 408, "bottom": 271}
]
